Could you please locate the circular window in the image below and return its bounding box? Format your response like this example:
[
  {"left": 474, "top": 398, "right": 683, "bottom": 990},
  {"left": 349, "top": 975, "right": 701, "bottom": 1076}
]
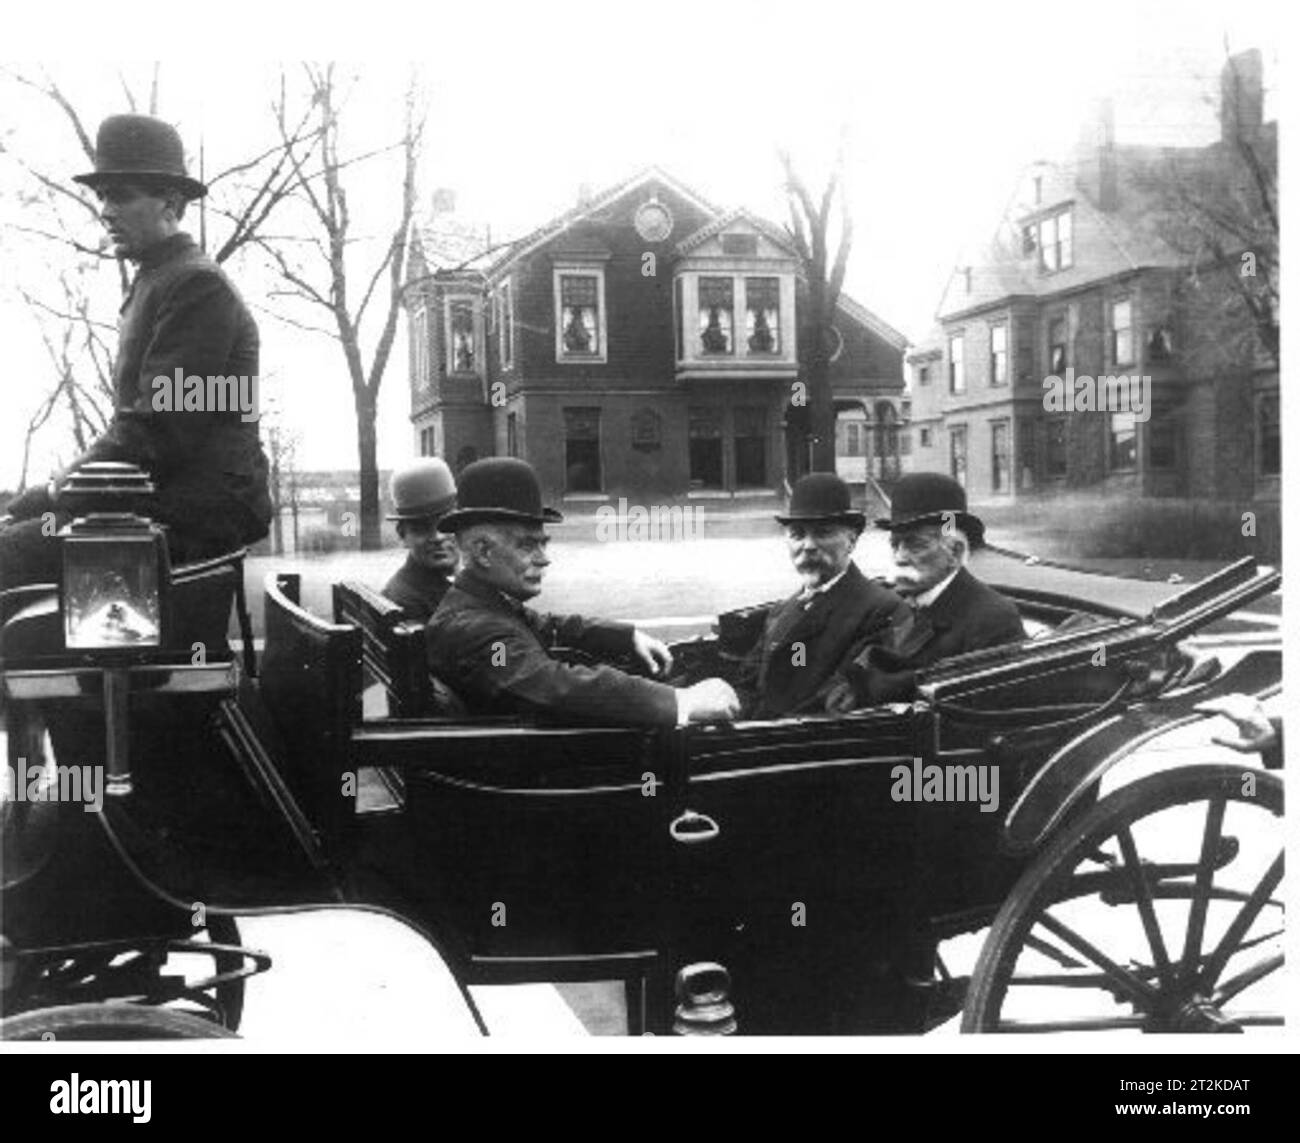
[{"left": 634, "top": 199, "right": 674, "bottom": 243}]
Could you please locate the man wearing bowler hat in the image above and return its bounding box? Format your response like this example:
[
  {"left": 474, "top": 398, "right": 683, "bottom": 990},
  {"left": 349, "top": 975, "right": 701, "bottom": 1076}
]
[
  {"left": 427, "top": 458, "right": 740, "bottom": 726},
  {"left": 382, "top": 458, "right": 459, "bottom": 623},
  {"left": 825, "top": 472, "right": 1025, "bottom": 710},
  {"left": 739, "top": 473, "right": 908, "bottom": 719},
  {"left": 1, "top": 113, "right": 271, "bottom": 589}
]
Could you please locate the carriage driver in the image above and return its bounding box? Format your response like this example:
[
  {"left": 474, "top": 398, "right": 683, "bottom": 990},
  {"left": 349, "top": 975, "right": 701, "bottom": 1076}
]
[
  {"left": 382, "top": 458, "right": 459, "bottom": 624},
  {"left": 426, "top": 458, "right": 740, "bottom": 726},
  {"left": 1, "top": 114, "right": 271, "bottom": 591}
]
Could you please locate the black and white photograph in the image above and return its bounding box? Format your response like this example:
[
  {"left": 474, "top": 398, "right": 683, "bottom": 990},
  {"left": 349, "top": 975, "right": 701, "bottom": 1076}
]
[{"left": 0, "top": 0, "right": 1290, "bottom": 1072}]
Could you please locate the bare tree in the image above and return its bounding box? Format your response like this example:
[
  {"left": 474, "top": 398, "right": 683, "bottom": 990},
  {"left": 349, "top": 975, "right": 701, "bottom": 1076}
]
[
  {"left": 1, "top": 65, "right": 326, "bottom": 484},
  {"left": 781, "top": 147, "right": 854, "bottom": 475},
  {"left": 258, "top": 64, "right": 425, "bottom": 550},
  {"left": 1136, "top": 50, "right": 1278, "bottom": 373}
]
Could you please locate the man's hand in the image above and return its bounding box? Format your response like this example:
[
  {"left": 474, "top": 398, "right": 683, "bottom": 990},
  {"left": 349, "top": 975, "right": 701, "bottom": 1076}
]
[
  {"left": 1195, "top": 694, "right": 1278, "bottom": 755},
  {"left": 632, "top": 629, "right": 674, "bottom": 677},
  {"left": 679, "top": 678, "right": 740, "bottom": 724}
]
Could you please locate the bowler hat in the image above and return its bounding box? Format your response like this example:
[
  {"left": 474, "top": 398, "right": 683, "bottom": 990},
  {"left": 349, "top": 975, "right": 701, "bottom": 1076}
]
[
  {"left": 73, "top": 114, "right": 208, "bottom": 200},
  {"left": 775, "top": 473, "right": 865, "bottom": 529},
  {"left": 437, "top": 458, "right": 563, "bottom": 532},
  {"left": 875, "top": 472, "right": 985, "bottom": 547},
  {"left": 387, "top": 458, "right": 457, "bottom": 521}
]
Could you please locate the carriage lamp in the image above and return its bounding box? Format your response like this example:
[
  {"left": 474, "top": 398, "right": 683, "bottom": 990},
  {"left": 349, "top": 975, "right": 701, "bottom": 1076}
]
[{"left": 58, "top": 464, "right": 170, "bottom": 651}]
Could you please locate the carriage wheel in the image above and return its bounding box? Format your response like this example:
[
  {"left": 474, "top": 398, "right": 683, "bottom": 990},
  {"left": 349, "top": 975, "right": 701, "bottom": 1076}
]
[
  {"left": 963, "top": 764, "right": 1283, "bottom": 1033},
  {"left": 199, "top": 915, "right": 246, "bottom": 1032},
  {"left": 1, "top": 1002, "right": 238, "bottom": 1040}
]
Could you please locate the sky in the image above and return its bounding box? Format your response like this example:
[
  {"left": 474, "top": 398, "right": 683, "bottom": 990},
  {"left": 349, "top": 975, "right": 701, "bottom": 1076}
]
[{"left": 0, "top": 0, "right": 1286, "bottom": 489}]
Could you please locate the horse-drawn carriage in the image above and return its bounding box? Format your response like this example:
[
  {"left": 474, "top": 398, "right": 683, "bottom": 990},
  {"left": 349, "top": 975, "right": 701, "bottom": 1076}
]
[{"left": 0, "top": 465, "right": 1284, "bottom": 1037}]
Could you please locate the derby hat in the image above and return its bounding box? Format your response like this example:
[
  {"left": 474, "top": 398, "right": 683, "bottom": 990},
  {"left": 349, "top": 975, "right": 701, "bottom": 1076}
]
[
  {"left": 875, "top": 472, "right": 985, "bottom": 547},
  {"left": 73, "top": 114, "right": 208, "bottom": 200},
  {"left": 775, "top": 472, "right": 866, "bottom": 529},
  {"left": 387, "top": 458, "right": 457, "bottom": 521},
  {"left": 436, "top": 458, "right": 563, "bottom": 532}
]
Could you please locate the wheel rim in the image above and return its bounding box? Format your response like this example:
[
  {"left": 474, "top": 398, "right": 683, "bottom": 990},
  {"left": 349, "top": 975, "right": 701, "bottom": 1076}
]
[{"left": 963, "top": 764, "right": 1283, "bottom": 1033}]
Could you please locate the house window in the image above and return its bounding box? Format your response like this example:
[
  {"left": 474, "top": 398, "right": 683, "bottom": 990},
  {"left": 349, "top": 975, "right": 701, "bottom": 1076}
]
[
  {"left": 948, "top": 335, "right": 965, "bottom": 394},
  {"left": 721, "top": 233, "right": 758, "bottom": 257},
  {"left": 1035, "top": 209, "right": 1073, "bottom": 271},
  {"left": 411, "top": 307, "right": 430, "bottom": 391},
  {"left": 919, "top": 427, "right": 932, "bottom": 448},
  {"left": 499, "top": 281, "right": 514, "bottom": 369},
  {"left": 1018, "top": 420, "right": 1036, "bottom": 486},
  {"left": 688, "top": 406, "right": 724, "bottom": 489},
  {"left": 990, "top": 323, "right": 1008, "bottom": 386},
  {"left": 734, "top": 406, "right": 767, "bottom": 487},
  {"left": 1111, "top": 299, "right": 1133, "bottom": 366},
  {"left": 563, "top": 407, "right": 602, "bottom": 492},
  {"left": 507, "top": 412, "right": 519, "bottom": 458},
  {"left": 949, "top": 425, "right": 968, "bottom": 487},
  {"left": 698, "top": 277, "right": 735, "bottom": 355},
  {"left": 991, "top": 421, "right": 1010, "bottom": 492},
  {"left": 447, "top": 298, "right": 476, "bottom": 374},
  {"left": 845, "top": 422, "right": 865, "bottom": 457},
  {"left": 555, "top": 269, "right": 606, "bottom": 362},
  {"left": 1258, "top": 393, "right": 1280, "bottom": 476},
  {"left": 745, "top": 277, "right": 780, "bottom": 354},
  {"left": 918, "top": 364, "right": 931, "bottom": 386},
  {"left": 1148, "top": 324, "right": 1173, "bottom": 363},
  {"left": 1149, "top": 412, "right": 1178, "bottom": 470},
  {"left": 673, "top": 277, "right": 683, "bottom": 361},
  {"left": 1048, "top": 316, "right": 1068, "bottom": 374},
  {"left": 1109, "top": 411, "right": 1137, "bottom": 471},
  {"left": 1045, "top": 417, "right": 1067, "bottom": 478}
]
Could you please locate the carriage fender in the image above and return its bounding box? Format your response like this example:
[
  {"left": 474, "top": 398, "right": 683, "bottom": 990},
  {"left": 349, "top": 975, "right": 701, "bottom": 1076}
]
[{"left": 1002, "top": 648, "right": 1280, "bottom": 855}]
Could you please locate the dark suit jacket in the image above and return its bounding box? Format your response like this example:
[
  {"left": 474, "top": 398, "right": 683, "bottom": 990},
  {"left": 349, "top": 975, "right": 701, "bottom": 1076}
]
[
  {"left": 426, "top": 573, "right": 679, "bottom": 726},
  {"left": 383, "top": 555, "right": 452, "bottom": 625},
  {"left": 838, "top": 566, "right": 1026, "bottom": 706},
  {"left": 78, "top": 233, "right": 272, "bottom": 558},
  {"left": 742, "top": 564, "right": 909, "bottom": 718}
]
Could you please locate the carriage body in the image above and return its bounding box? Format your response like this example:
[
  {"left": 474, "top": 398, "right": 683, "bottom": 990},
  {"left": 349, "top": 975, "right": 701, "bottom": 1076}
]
[{"left": 0, "top": 492, "right": 1283, "bottom": 1036}]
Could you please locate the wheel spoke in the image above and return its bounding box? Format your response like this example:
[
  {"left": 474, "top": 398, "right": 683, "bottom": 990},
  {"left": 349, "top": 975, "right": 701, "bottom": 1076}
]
[
  {"left": 1200, "top": 852, "right": 1284, "bottom": 986},
  {"left": 1179, "top": 797, "right": 1226, "bottom": 986},
  {"left": 1116, "top": 826, "right": 1174, "bottom": 990},
  {"left": 1035, "top": 912, "right": 1158, "bottom": 1008},
  {"left": 1212, "top": 953, "right": 1284, "bottom": 1006},
  {"left": 1023, "top": 933, "right": 1084, "bottom": 969}
]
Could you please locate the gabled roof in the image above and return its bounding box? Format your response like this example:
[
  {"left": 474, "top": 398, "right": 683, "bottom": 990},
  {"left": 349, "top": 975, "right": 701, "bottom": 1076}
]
[
  {"left": 937, "top": 146, "right": 1204, "bottom": 321},
  {"left": 835, "top": 293, "right": 908, "bottom": 351},
  {"left": 674, "top": 207, "right": 796, "bottom": 256},
  {"left": 477, "top": 166, "right": 723, "bottom": 280}
]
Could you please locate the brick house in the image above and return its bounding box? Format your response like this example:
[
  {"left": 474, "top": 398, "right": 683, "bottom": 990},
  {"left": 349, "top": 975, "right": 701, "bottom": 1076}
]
[
  {"left": 906, "top": 51, "right": 1278, "bottom": 507},
  {"left": 404, "top": 168, "right": 907, "bottom": 504}
]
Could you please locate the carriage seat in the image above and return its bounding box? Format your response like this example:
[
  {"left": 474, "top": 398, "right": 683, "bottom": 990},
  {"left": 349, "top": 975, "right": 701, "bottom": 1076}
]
[{"left": 332, "top": 580, "right": 465, "bottom": 719}]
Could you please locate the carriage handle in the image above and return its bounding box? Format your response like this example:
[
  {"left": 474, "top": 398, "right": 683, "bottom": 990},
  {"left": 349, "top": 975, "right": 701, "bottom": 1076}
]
[{"left": 669, "top": 809, "right": 720, "bottom": 844}]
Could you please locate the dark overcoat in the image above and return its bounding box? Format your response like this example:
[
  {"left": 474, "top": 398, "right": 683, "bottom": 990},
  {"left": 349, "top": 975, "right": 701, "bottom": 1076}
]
[
  {"left": 382, "top": 555, "right": 453, "bottom": 624},
  {"left": 79, "top": 232, "right": 272, "bottom": 558},
  {"left": 426, "top": 573, "right": 679, "bottom": 726},
  {"left": 743, "top": 564, "right": 909, "bottom": 718}
]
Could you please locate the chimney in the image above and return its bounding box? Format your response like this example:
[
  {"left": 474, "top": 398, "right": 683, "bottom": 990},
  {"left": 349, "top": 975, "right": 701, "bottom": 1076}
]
[
  {"left": 1074, "top": 97, "right": 1117, "bottom": 212},
  {"left": 1221, "top": 48, "right": 1264, "bottom": 143}
]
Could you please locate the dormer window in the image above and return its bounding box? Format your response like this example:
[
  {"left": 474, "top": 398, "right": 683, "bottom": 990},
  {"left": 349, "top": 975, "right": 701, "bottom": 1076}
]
[
  {"left": 1028, "top": 208, "right": 1073, "bottom": 271},
  {"left": 698, "top": 276, "right": 734, "bottom": 355}
]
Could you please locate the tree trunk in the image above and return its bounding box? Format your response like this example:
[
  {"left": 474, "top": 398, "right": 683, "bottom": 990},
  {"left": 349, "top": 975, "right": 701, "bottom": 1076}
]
[{"left": 354, "top": 389, "right": 381, "bottom": 551}]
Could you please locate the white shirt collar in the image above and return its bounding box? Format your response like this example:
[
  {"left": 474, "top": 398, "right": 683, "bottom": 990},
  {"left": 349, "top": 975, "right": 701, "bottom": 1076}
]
[
  {"left": 913, "top": 567, "right": 960, "bottom": 609},
  {"left": 798, "top": 566, "right": 850, "bottom": 603}
]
